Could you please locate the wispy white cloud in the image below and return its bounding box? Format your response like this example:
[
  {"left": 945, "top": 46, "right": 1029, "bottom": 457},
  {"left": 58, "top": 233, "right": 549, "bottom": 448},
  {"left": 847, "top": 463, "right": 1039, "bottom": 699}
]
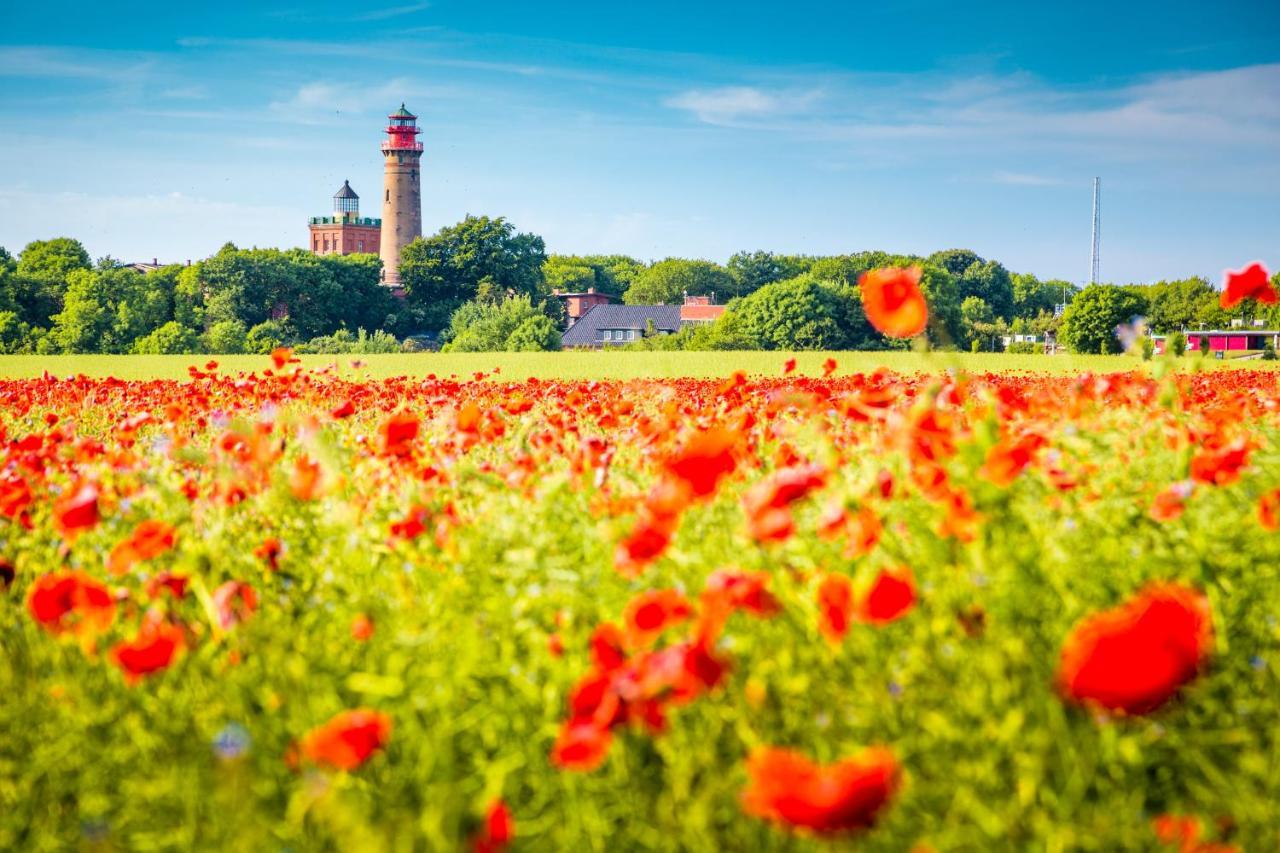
[
  {"left": 354, "top": 2, "right": 432, "bottom": 22},
  {"left": 664, "top": 86, "right": 823, "bottom": 125},
  {"left": 990, "top": 171, "right": 1065, "bottom": 186}
]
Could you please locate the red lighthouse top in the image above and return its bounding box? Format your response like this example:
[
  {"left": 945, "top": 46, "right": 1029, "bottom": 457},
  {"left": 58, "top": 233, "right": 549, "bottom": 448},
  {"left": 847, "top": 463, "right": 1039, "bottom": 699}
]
[{"left": 383, "top": 103, "right": 424, "bottom": 153}]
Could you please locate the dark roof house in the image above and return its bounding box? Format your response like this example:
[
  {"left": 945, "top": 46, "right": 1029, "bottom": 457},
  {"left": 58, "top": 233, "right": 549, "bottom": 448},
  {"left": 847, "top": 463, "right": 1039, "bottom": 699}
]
[{"left": 561, "top": 304, "right": 682, "bottom": 348}]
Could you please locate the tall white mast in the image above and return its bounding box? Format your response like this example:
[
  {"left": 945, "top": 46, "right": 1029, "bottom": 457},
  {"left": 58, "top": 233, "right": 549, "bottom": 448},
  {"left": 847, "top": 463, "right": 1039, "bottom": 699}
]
[{"left": 1090, "top": 177, "right": 1101, "bottom": 285}]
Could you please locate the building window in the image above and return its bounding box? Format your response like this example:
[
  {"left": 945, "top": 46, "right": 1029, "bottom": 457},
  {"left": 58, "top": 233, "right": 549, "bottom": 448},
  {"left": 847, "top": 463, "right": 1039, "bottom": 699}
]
[
  {"left": 358, "top": 241, "right": 363, "bottom": 252},
  {"left": 386, "top": 190, "right": 390, "bottom": 202}
]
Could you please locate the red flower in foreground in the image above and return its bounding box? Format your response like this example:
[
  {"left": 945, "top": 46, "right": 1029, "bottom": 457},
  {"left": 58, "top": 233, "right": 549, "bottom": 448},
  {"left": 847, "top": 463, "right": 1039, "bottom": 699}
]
[
  {"left": 551, "top": 720, "right": 613, "bottom": 771},
  {"left": 1219, "top": 261, "right": 1275, "bottom": 309},
  {"left": 270, "top": 347, "right": 294, "bottom": 369},
  {"left": 1259, "top": 489, "right": 1280, "bottom": 531},
  {"left": 857, "top": 567, "right": 917, "bottom": 625},
  {"left": 108, "top": 519, "right": 177, "bottom": 575},
  {"left": 1189, "top": 439, "right": 1251, "bottom": 486},
  {"left": 27, "top": 570, "right": 115, "bottom": 636},
  {"left": 624, "top": 589, "right": 694, "bottom": 648},
  {"left": 55, "top": 483, "right": 100, "bottom": 537},
  {"left": 665, "top": 427, "right": 739, "bottom": 498},
  {"left": 742, "top": 746, "right": 900, "bottom": 835},
  {"left": 112, "top": 618, "right": 185, "bottom": 684},
  {"left": 1059, "top": 583, "right": 1212, "bottom": 715},
  {"left": 859, "top": 266, "right": 928, "bottom": 339},
  {"left": 379, "top": 412, "right": 421, "bottom": 457},
  {"left": 300, "top": 708, "right": 392, "bottom": 771},
  {"left": 1149, "top": 482, "right": 1194, "bottom": 523},
  {"left": 351, "top": 613, "right": 375, "bottom": 641},
  {"left": 473, "top": 799, "right": 515, "bottom": 853},
  {"left": 816, "top": 574, "right": 854, "bottom": 644},
  {"left": 1152, "top": 812, "right": 1239, "bottom": 853}
]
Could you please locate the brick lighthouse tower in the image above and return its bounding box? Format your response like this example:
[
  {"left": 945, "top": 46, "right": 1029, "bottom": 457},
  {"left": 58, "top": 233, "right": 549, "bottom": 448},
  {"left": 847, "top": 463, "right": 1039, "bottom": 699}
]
[{"left": 379, "top": 104, "right": 423, "bottom": 288}]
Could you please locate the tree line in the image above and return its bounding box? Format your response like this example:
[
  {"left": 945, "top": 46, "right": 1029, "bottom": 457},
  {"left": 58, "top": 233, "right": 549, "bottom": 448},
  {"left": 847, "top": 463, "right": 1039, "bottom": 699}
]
[{"left": 3, "top": 219, "right": 1271, "bottom": 355}]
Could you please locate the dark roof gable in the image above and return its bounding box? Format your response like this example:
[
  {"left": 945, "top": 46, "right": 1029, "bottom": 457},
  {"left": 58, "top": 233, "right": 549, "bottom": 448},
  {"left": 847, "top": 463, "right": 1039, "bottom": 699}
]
[
  {"left": 561, "top": 304, "right": 682, "bottom": 347},
  {"left": 335, "top": 179, "right": 359, "bottom": 199}
]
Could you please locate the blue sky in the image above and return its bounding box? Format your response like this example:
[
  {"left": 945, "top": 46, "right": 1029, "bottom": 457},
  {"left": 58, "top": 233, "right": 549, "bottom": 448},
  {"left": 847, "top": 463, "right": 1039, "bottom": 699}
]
[{"left": 0, "top": 0, "right": 1277, "bottom": 284}]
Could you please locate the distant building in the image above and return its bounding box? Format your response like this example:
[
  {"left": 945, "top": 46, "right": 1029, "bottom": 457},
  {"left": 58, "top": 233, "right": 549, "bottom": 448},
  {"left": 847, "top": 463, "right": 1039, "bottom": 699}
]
[
  {"left": 379, "top": 104, "right": 424, "bottom": 288},
  {"left": 561, "top": 295, "right": 728, "bottom": 348},
  {"left": 552, "top": 287, "right": 620, "bottom": 328},
  {"left": 121, "top": 258, "right": 191, "bottom": 273},
  {"left": 1154, "top": 329, "right": 1280, "bottom": 357},
  {"left": 309, "top": 180, "right": 381, "bottom": 256}
]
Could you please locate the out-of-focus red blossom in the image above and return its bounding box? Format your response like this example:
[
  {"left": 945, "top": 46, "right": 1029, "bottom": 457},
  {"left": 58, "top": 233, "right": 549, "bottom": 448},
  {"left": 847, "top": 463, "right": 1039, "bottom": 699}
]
[
  {"left": 624, "top": 589, "right": 693, "bottom": 647},
  {"left": 979, "top": 433, "right": 1046, "bottom": 487},
  {"left": 390, "top": 504, "right": 431, "bottom": 540},
  {"left": 1059, "top": 583, "right": 1212, "bottom": 715},
  {"left": 270, "top": 347, "right": 294, "bottom": 369},
  {"left": 27, "top": 570, "right": 115, "bottom": 636},
  {"left": 858, "top": 567, "right": 917, "bottom": 625},
  {"left": 860, "top": 266, "right": 928, "bottom": 339},
  {"left": 547, "top": 632, "right": 565, "bottom": 657},
  {"left": 743, "top": 464, "right": 827, "bottom": 543},
  {"left": 213, "top": 580, "right": 258, "bottom": 629},
  {"left": 54, "top": 482, "right": 100, "bottom": 537},
  {"left": 783, "top": 358, "right": 797, "bottom": 375},
  {"left": 145, "top": 571, "right": 189, "bottom": 601},
  {"left": 1150, "top": 482, "right": 1194, "bottom": 522},
  {"left": 664, "top": 427, "right": 739, "bottom": 498},
  {"left": 551, "top": 720, "right": 613, "bottom": 771},
  {"left": 289, "top": 454, "right": 325, "bottom": 501},
  {"left": 816, "top": 574, "right": 854, "bottom": 644},
  {"left": 701, "top": 568, "right": 781, "bottom": 622},
  {"left": 379, "top": 411, "right": 421, "bottom": 457},
  {"left": 351, "top": 613, "right": 375, "bottom": 641},
  {"left": 108, "top": 519, "right": 177, "bottom": 575},
  {"left": 1259, "top": 488, "right": 1280, "bottom": 531},
  {"left": 822, "top": 358, "right": 837, "bottom": 377},
  {"left": 741, "top": 746, "right": 901, "bottom": 835},
  {"left": 1219, "top": 261, "right": 1275, "bottom": 309},
  {"left": 1152, "top": 813, "right": 1240, "bottom": 853},
  {"left": 473, "top": 799, "right": 515, "bottom": 853},
  {"left": 300, "top": 708, "right": 392, "bottom": 771},
  {"left": 0, "top": 473, "right": 34, "bottom": 527},
  {"left": 1189, "top": 438, "right": 1251, "bottom": 486},
  {"left": 254, "top": 538, "right": 283, "bottom": 570},
  {"left": 330, "top": 399, "right": 355, "bottom": 419},
  {"left": 112, "top": 617, "right": 185, "bottom": 684}
]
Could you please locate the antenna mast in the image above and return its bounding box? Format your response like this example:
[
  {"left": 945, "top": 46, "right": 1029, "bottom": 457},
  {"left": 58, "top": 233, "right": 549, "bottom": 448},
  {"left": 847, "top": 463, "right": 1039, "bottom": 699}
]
[{"left": 1090, "top": 177, "right": 1101, "bottom": 284}]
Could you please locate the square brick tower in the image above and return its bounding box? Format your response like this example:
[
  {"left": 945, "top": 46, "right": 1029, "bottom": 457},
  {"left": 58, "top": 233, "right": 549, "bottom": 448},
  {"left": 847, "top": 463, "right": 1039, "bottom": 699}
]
[
  {"left": 379, "top": 104, "right": 423, "bottom": 288},
  {"left": 308, "top": 180, "right": 381, "bottom": 255}
]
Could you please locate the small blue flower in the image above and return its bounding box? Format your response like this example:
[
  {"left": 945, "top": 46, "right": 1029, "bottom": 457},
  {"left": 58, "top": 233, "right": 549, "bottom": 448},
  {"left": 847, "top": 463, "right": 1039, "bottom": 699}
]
[
  {"left": 1250, "top": 656, "right": 1266, "bottom": 671},
  {"left": 213, "top": 723, "right": 252, "bottom": 761}
]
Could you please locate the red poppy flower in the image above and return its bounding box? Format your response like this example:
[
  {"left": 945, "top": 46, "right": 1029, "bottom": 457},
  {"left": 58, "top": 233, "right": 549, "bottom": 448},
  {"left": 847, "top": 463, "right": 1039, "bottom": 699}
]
[
  {"left": 665, "top": 427, "right": 739, "bottom": 498},
  {"left": 379, "top": 412, "right": 420, "bottom": 457},
  {"left": 979, "top": 434, "right": 1045, "bottom": 487},
  {"left": 112, "top": 618, "right": 185, "bottom": 684},
  {"left": 145, "top": 571, "right": 189, "bottom": 600},
  {"left": 1219, "top": 261, "right": 1275, "bottom": 309},
  {"left": 254, "top": 538, "right": 283, "bottom": 570},
  {"left": 551, "top": 719, "right": 613, "bottom": 771},
  {"left": 351, "top": 613, "right": 375, "bottom": 641},
  {"left": 1150, "top": 482, "right": 1193, "bottom": 523},
  {"left": 624, "top": 589, "right": 694, "bottom": 648},
  {"left": 270, "top": 347, "right": 294, "bottom": 369},
  {"left": 213, "top": 580, "right": 258, "bottom": 629},
  {"left": 300, "top": 708, "right": 392, "bottom": 771},
  {"left": 331, "top": 399, "right": 356, "bottom": 419},
  {"left": 289, "top": 454, "right": 325, "bottom": 501},
  {"left": 858, "top": 567, "right": 916, "bottom": 625},
  {"left": 473, "top": 799, "right": 514, "bottom": 853},
  {"left": 55, "top": 483, "right": 100, "bottom": 537},
  {"left": 742, "top": 746, "right": 900, "bottom": 834},
  {"left": 1189, "top": 439, "right": 1251, "bottom": 486},
  {"left": 816, "top": 573, "right": 854, "bottom": 644},
  {"left": 1259, "top": 489, "right": 1280, "bottom": 531},
  {"left": 860, "top": 266, "right": 929, "bottom": 338},
  {"left": 783, "top": 358, "right": 797, "bottom": 375},
  {"left": 108, "top": 519, "right": 177, "bottom": 575},
  {"left": 26, "top": 570, "right": 115, "bottom": 636},
  {"left": 1059, "top": 583, "right": 1212, "bottom": 715},
  {"left": 822, "top": 358, "right": 837, "bottom": 377}
]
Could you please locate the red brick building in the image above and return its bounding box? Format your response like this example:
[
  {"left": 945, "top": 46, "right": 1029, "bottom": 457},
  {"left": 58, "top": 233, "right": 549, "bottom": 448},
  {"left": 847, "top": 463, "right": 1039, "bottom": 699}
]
[
  {"left": 308, "top": 180, "right": 381, "bottom": 256},
  {"left": 552, "top": 287, "right": 620, "bottom": 327}
]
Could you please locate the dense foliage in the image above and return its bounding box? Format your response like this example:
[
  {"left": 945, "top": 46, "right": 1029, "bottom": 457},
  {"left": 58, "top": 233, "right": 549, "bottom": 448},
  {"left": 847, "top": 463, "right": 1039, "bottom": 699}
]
[{"left": 1, "top": 358, "right": 1278, "bottom": 850}]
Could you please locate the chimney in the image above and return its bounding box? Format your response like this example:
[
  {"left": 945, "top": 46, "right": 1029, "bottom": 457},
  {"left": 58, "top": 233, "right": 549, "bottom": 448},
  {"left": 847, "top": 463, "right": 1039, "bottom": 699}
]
[
  {"left": 587, "top": 287, "right": 595, "bottom": 294},
  {"left": 152, "top": 257, "right": 158, "bottom": 266}
]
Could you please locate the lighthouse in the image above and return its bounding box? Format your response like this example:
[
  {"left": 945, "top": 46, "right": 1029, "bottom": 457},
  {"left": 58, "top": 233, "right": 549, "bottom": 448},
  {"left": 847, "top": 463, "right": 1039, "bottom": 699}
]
[{"left": 379, "top": 104, "right": 423, "bottom": 288}]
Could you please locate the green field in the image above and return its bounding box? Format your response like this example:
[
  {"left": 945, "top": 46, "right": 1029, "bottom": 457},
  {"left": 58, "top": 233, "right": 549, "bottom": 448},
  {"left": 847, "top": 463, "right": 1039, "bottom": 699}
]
[{"left": 0, "top": 350, "right": 1262, "bottom": 381}]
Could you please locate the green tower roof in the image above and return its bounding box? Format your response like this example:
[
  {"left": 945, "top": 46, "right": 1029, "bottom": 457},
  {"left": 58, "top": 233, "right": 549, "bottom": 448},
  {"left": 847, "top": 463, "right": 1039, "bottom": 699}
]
[{"left": 390, "top": 103, "right": 416, "bottom": 118}]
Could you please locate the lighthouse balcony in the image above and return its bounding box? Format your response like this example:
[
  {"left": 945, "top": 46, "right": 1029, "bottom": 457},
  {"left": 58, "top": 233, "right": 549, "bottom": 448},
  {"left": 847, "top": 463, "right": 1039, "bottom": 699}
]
[
  {"left": 381, "top": 141, "right": 425, "bottom": 153},
  {"left": 309, "top": 216, "right": 382, "bottom": 226}
]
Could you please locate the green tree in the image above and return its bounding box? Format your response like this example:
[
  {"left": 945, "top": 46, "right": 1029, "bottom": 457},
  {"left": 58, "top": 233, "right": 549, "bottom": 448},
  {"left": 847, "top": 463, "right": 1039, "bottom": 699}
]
[
  {"left": 1060, "top": 284, "right": 1147, "bottom": 354},
  {"left": 49, "top": 267, "right": 171, "bottom": 353},
  {"left": 958, "top": 259, "right": 1015, "bottom": 321},
  {"left": 17, "top": 237, "right": 91, "bottom": 291},
  {"left": 245, "top": 320, "right": 295, "bottom": 354},
  {"left": 544, "top": 255, "right": 642, "bottom": 299},
  {"left": 723, "top": 275, "right": 859, "bottom": 350},
  {"left": 131, "top": 321, "right": 200, "bottom": 354},
  {"left": 624, "top": 259, "right": 733, "bottom": 306},
  {"left": 1144, "top": 277, "right": 1220, "bottom": 333},
  {"left": 961, "top": 296, "right": 996, "bottom": 350},
  {"left": 725, "top": 251, "right": 811, "bottom": 299},
  {"left": 926, "top": 249, "right": 983, "bottom": 279},
  {"left": 400, "top": 216, "right": 548, "bottom": 332},
  {"left": 203, "top": 319, "right": 249, "bottom": 354},
  {"left": 442, "top": 295, "right": 561, "bottom": 352},
  {"left": 1012, "top": 273, "right": 1074, "bottom": 319}
]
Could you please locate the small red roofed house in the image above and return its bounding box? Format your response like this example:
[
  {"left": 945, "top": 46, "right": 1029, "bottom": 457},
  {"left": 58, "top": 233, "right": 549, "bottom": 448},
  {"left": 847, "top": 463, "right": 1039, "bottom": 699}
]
[{"left": 680, "top": 294, "right": 725, "bottom": 324}]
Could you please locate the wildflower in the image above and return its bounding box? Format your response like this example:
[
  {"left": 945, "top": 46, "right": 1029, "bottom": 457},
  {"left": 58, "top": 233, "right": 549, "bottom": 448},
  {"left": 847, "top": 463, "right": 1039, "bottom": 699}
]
[
  {"left": 112, "top": 617, "right": 185, "bottom": 684},
  {"left": 379, "top": 412, "right": 420, "bottom": 457},
  {"left": 27, "top": 570, "right": 115, "bottom": 637},
  {"left": 107, "top": 519, "right": 177, "bottom": 575},
  {"left": 742, "top": 746, "right": 900, "bottom": 834},
  {"left": 300, "top": 709, "right": 392, "bottom": 771},
  {"left": 623, "top": 589, "right": 694, "bottom": 648},
  {"left": 858, "top": 567, "right": 917, "bottom": 625},
  {"left": 665, "top": 427, "right": 738, "bottom": 498},
  {"left": 1059, "top": 583, "right": 1212, "bottom": 715},
  {"left": 55, "top": 482, "right": 100, "bottom": 537},
  {"left": 473, "top": 799, "right": 514, "bottom": 853},
  {"left": 1219, "top": 261, "right": 1275, "bottom": 309},
  {"left": 351, "top": 613, "right": 375, "bottom": 641},
  {"left": 860, "top": 266, "right": 928, "bottom": 338},
  {"left": 1258, "top": 489, "right": 1280, "bottom": 531},
  {"left": 816, "top": 574, "right": 854, "bottom": 644},
  {"left": 1150, "top": 482, "right": 1194, "bottom": 522}
]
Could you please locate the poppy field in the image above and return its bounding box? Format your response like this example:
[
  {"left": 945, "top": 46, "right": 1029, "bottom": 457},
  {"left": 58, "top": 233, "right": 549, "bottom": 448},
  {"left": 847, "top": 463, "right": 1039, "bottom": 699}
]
[{"left": 4, "top": 264, "right": 1280, "bottom": 851}]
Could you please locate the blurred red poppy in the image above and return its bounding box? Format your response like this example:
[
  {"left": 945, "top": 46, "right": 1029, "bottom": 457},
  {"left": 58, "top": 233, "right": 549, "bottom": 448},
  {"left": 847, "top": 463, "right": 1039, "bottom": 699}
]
[
  {"left": 860, "top": 267, "right": 928, "bottom": 339},
  {"left": 1059, "top": 583, "right": 1212, "bottom": 715},
  {"left": 816, "top": 574, "right": 854, "bottom": 644},
  {"left": 742, "top": 746, "right": 900, "bottom": 834},
  {"left": 858, "top": 567, "right": 917, "bottom": 625},
  {"left": 55, "top": 483, "right": 100, "bottom": 537},
  {"left": 112, "top": 617, "right": 185, "bottom": 684},
  {"left": 27, "top": 570, "right": 115, "bottom": 637},
  {"left": 473, "top": 799, "right": 514, "bottom": 853},
  {"left": 300, "top": 708, "right": 392, "bottom": 771},
  {"left": 1219, "top": 261, "right": 1275, "bottom": 309}
]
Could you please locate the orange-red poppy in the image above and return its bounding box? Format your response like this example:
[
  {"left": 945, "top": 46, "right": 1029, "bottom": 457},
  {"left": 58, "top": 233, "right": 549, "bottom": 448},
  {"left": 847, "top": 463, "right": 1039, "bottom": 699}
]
[
  {"left": 859, "top": 266, "right": 928, "bottom": 338},
  {"left": 1219, "top": 261, "right": 1275, "bottom": 309},
  {"left": 300, "top": 708, "right": 392, "bottom": 771},
  {"left": 742, "top": 746, "right": 900, "bottom": 834}
]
